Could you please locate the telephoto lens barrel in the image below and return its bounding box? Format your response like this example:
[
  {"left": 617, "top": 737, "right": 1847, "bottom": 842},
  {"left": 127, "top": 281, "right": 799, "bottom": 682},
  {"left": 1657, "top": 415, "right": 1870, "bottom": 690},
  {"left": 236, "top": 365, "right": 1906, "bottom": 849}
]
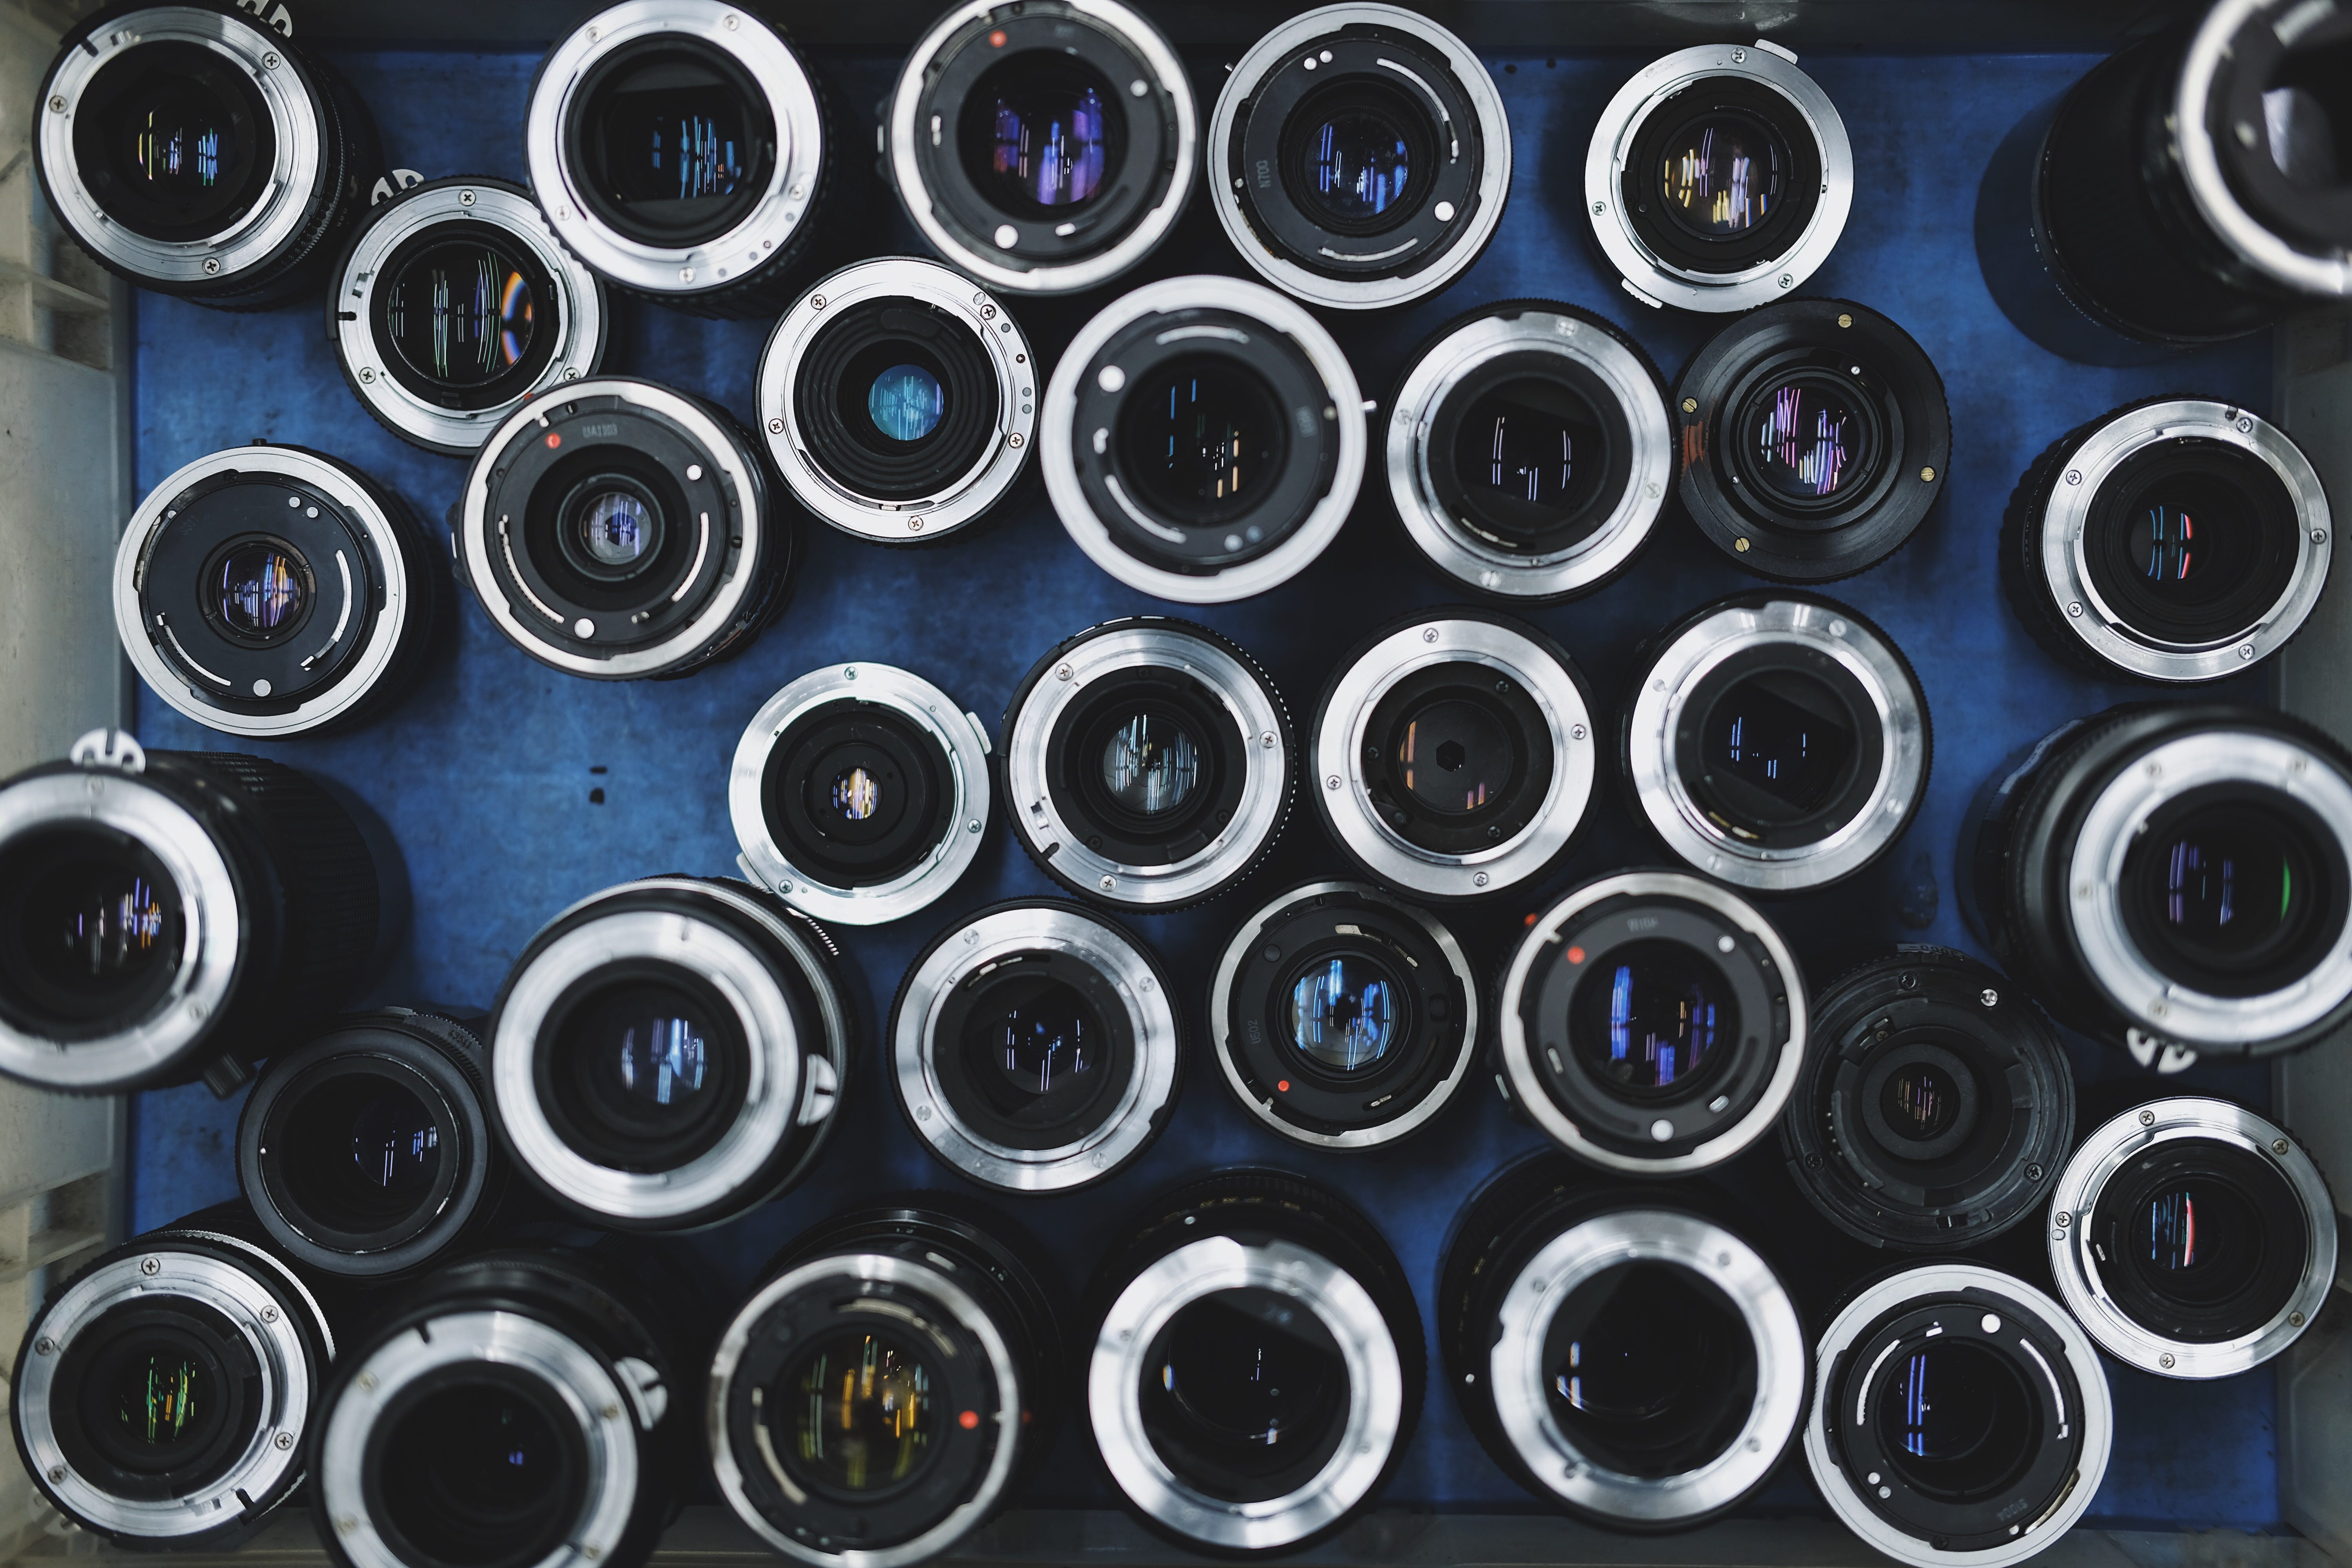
[
  {"left": 1963, "top": 702, "right": 2352, "bottom": 1066},
  {"left": 11, "top": 1202, "right": 337, "bottom": 1549},
  {"left": 0, "top": 731, "right": 388, "bottom": 1096},
  {"left": 2001, "top": 397, "right": 2332, "bottom": 683},
  {"left": 114, "top": 443, "right": 441, "bottom": 739},
  {"left": 1209, "top": 4, "right": 1510, "bottom": 310},
  {"left": 884, "top": 0, "right": 1195, "bottom": 296},
  {"left": 707, "top": 1199, "right": 1063, "bottom": 1567},
  {"left": 238, "top": 1009, "right": 507, "bottom": 1282},
  {"left": 486, "top": 877, "right": 853, "bottom": 1231},
  {"left": 1042, "top": 276, "right": 1366, "bottom": 604},
  {"left": 1805, "top": 1261, "right": 2112, "bottom": 1568},
  {"left": 1584, "top": 42, "right": 1853, "bottom": 312},
  {"left": 526, "top": 0, "right": 840, "bottom": 316},
  {"left": 1622, "top": 590, "right": 1929, "bottom": 893},
  {"left": 1497, "top": 870, "right": 1807, "bottom": 1175},
  {"left": 2048, "top": 1096, "right": 2335, "bottom": 1379},
  {"left": 1083, "top": 1171, "right": 1423, "bottom": 1556},
  {"left": 457, "top": 374, "right": 793, "bottom": 681},
  {"left": 36, "top": 1, "right": 378, "bottom": 309},
  {"left": 1208, "top": 880, "right": 1481, "bottom": 1151},
  {"left": 1440, "top": 1157, "right": 1808, "bottom": 1531},
  {"left": 331, "top": 176, "right": 609, "bottom": 455},
  {"left": 1385, "top": 300, "right": 1673, "bottom": 602},
  {"left": 1781, "top": 949, "right": 2074, "bottom": 1251}
]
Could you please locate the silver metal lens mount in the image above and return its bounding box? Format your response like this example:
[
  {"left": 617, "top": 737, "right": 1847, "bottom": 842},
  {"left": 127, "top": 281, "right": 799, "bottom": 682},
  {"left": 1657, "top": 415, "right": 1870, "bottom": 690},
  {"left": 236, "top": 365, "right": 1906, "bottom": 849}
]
[
  {"left": 1487, "top": 1208, "right": 1806, "bottom": 1526},
  {"left": 2066, "top": 726, "right": 2352, "bottom": 1050},
  {"left": 730, "top": 662, "right": 993, "bottom": 926},
  {"left": 2048, "top": 1097, "right": 2336, "bottom": 1378},
  {"left": 528, "top": 0, "right": 824, "bottom": 301},
  {"left": 758, "top": 258, "right": 1035, "bottom": 542},
  {"left": 1042, "top": 275, "right": 1366, "bottom": 604},
  {"left": 490, "top": 878, "right": 847, "bottom": 1227},
  {"left": 1089, "top": 1233, "right": 1405, "bottom": 1552},
  {"left": 1314, "top": 612, "right": 1595, "bottom": 899},
  {"left": 1208, "top": 4, "right": 1510, "bottom": 310},
  {"left": 1806, "top": 1263, "right": 2111, "bottom": 1568},
  {"left": 2034, "top": 400, "right": 2330, "bottom": 682},
  {"left": 1387, "top": 305, "right": 1671, "bottom": 600},
  {"left": 1584, "top": 41, "right": 1853, "bottom": 313},
  {"left": 894, "top": 902, "right": 1178, "bottom": 1192},
  {"left": 333, "top": 179, "right": 607, "bottom": 454},
  {"left": 1626, "top": 594, "right": 1927, "bottom": 890}
]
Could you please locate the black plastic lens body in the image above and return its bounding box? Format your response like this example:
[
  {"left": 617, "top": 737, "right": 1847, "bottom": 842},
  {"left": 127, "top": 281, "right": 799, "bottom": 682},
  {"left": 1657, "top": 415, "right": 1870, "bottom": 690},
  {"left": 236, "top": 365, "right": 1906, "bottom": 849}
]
[
  {"left": 38, "top": 3, "right": 378, "bottom": 308},
  {"left": 1674, "top": 299, "right": 1950, "bottom": 580},
  {"left": 1781, "top": 949, "right": 2073, "bottom": 1251},
  {"left": 1085, "top": 1172, "right": 1423, "bottom": 1555},
  {"left": 1962, "top": 702, "right": 2352, "bottom": 1063}
]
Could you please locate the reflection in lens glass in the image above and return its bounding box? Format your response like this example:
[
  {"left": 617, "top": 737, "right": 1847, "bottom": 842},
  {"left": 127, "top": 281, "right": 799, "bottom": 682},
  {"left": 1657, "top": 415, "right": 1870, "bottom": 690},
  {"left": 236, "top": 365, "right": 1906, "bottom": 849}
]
[
  {"left": 989, "top": 78, "right": 1107, "bottom": 209},
  {"left": 867, "top": 363, "right": 945, "bottom": 443},
  {"left": 401, "top": 1386, "right": 564, "bottom": 1525},
  {"left": 1307, "top": 111, "right": 1411, "bottom": 223},
  {"left": 129, "top": 95, "right": 225, "bottom": 196},
  {"left": 789, "top": 1332, "right": 933, "bottom": 1493},
  {"left": 350, "top": 1087, "right": 440, "bottom": 1197},
  {"left": 1881, "top": 1065, "right": 1955, "bottom": 1142},
  {"left": 615, "top": 1015, "right": 707, "bottom": 1108},
  {"left": 1883, "top": 1343, "right": 1999, "bottom": 1463},
  {"left": 979, "top": 978, "right": 1096, "bottom": 1101},
  {"left": 1399, "top": 698, "right": 1511, "bottom": 814},
  {"left": 1286, "top": 955, "right": 1398, "bottom": 1073},
  {"left": 607, "top": 87, "right": 749, "bottom": 206},
  {"left": 579, "top": 492, "right": 650, "bottom": 568},
  {"left": 2147, "top": 1186, "right": 2200, "bottom": 1271},
  {"left": 31, "top": 862, "right": 169, "bottom": 986},
  {"left": 2158, "top": 812, "right": 2299, "bottom": 955},
  {"left": 2130, "top": 503, "right": 2201, "bottom": 588},
  {"left": 386, "top": 243, "right": 536, "bottom": 390},
  {"left": 116, "top": 1352, "right": 202, "bottom": 1446},
  {"left": 1705, "top": 675, "right": 1852, "bottom": 815},
  {"left": 1573, "top": 940, "right": 1722, "bottom": 1093},
  {"left": 1150, "top": 1287, "right": 1343, "bottom": 1455},
  {"left": 1753, "top": 380, "right": 1859, "bottom": 498},
  {"left": 1126, "top": 358, "right": 1281, "bottom": 522},
  {"left": 829, "top": 767, "right": 880, "bottom": 822},
  {"left": 2261, "top": 83, "right": 2345, "bottom": 189},
  {"left": 1660, "top": 114, "right": 1783, "bottom": 235},
  {"left": 218, "top": 544, "right": 306, "bottom": 638},
  {"left": 1102, "top": 714, "right": 1200, "bottom": 816}
]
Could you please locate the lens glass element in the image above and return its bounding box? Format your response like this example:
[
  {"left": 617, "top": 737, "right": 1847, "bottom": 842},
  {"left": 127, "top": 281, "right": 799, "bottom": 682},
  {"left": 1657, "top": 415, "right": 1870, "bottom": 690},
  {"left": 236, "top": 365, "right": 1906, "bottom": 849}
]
[
  {"left": 1543, "top": 1261, "right": 1757, "bottom": 1479},
  {"left": 381, "top": 1382, "right": 575, "bottom": 1568},
  {"left": 1658, "top": 112, "right": 1786, "bottom": 237},
  {"left": 1879, "top": 1065, "right": 1956, "bottom": 1143},
  {"left": 350, "top": 1084, "right": 441, "bottom": 1200},
  {"left": 384, "top": 240, "right": 538, "bottom": 392},
  {"left": 867, "top": 363, "right": 946, "bottom": 443},
  {"left": 1303, "top": 109, "right": 1411, "bottom": 225},
  {"left": 17, "top": 853, "right": 174, "bottom": 998},
  {"left": 2133, "top": 1180, "right": 2262, "bottom": 1305},
  {"left": 1396, "top": 698, "right": 1514, "bottom": 815},
  {"left": 216, "top": 543, "right": 307, "bottom": 641},
  {"left": 1876, "top": 1340, "right": 2034, "bottom": 1501},
  {"left": 1101, "top": 713, "right": 1201, "bottom": 816},
  {"left": 1702, "top": 672, "right": 1853, "bottom": 815},
  {"left": 1751, "top": 377, "right": 1866, "bottom": 500},
  {"left": 113, "top": 1350, "right": 204, "bottom": 1450},
  {"left": 1451, "top": 377, "right": 1609, "bottom": 530},
  {"left": 1140, "top": 1286, "right": 1348, "bottom": 1503},
  {"left": 783, "top": 1330, "right": 935, "bottom": 1494},
  {"left": 961, "top": 973, "right": 1102, "bottom": 1113},
  {"left": 2147, "top": 803, "right": 2309, "bottom": 963},
  {"left": 601, "top": 71, "right": 753, "bottom": 208},
  {"left": 1283, "top": 953, "right": 1401, "bottom": 1074},
  {"left": 1119, "top": 356, "right": 1284, "bottom": 526},
  {"left": 577, "top": 491, "right": 651, "bottom": 569},
  {"left": 968, "top": 56, "right": 1113, "bottom": 212},
  {"left": 1571, "top": 940, "right": 1726, "bottom": 1096}
]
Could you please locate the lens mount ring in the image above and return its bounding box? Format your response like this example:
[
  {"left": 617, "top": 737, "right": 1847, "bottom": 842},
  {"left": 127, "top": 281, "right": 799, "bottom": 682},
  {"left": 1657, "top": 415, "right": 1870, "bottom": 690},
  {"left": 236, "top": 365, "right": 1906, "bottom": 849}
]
[
  {"left": 1626, "top": 593, "right": 1927, "bottom": 891},
  {"left": 2048, "top": 1097, "right": 2336, "bottom": 1378},
  {"left": 758, "top": 258, "right": 1034, "bottom": 542},
  {"left": 1208, "top": 4, "right": 1510, "bottom": 310},
  {"left": 1805, "top": 1263, "right": 2111, "bottom": 1568},
  {"left": 2066, "top": 728, "right": 2352, "bottom": 1048},
  {"left": 332, "top": 178, "right": 607, "bottom": 454},
  {"left": 893, "top": 902, "right": 1178, "bottom": 1192},
  {"left": 526, "top": 0, "right": 822, "bottom": 301},
  {"left": 1042, "top": 274, "right": 1366, "bottom": 604},
  {"left": 1313, "top": 612, "right": 1596, "bottom": 899},
  {"left": 1387, "top": 305, "right": 1672, "bottom": 599},
  {"left": 2034, "top": 400, "right": 2329, "bottom": 682},
  {"left": 1583, "top": 43, "right": 1853, "bottom": 313},
  {"left": 115, "top": 446, "right": 423, "bottom": 739},
  {"left": 38, "top": 6, "right": 325, "bottom": 291},
  {"left": 1088, "top": 1233, "right": 1404, "bottom": 1552},
  {"left": 318, "top": 1308, "right": 638, "bottom": 1568},
  {"left": 730, "top": 662, "right": 993, "bottom": 926}
]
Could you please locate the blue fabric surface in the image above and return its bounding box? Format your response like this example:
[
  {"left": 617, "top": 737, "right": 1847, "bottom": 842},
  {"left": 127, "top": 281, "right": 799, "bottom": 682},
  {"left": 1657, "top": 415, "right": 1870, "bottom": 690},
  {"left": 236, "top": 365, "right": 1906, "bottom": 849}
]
[{"left": 123, "top": 45, "right": 2288, "bottom": 1528}]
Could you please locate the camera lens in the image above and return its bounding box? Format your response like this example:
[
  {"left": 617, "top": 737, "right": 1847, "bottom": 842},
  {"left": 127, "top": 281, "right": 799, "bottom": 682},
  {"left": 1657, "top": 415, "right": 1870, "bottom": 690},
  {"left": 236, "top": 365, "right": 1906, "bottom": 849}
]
[
  {"left": 1043, "top": 276, "right": 1365, "bottom": 603},
  {"left": 1314, "top": 609, "right": 1597, "bottom": 900},
  {"left": 488, "top": 877, "right": 850, "bottom": 1230},
  {"left": 1498, "top": 871, "right": 1805, "bottom": 1174},
  {"left": 1963, "top": 702, "right": 2352, "bottom": 1064},
  {"left": 1003, "top": 619, "right": 1293, "bottom": 910},
  {"left": 759, "top": 259, "right": 1035, "bottom": 543},
  {"left": 887, "top": 0, "right": 1193, "bottom": 295},
  {"left": 116, "top": 445, "right": 441, "bottom": 738},
  {"left": 893, "top": 901, "right": 1180, "bottom": 1192},
  {"left": 731, "top": 662, "right": 993, "bottom": 926},
  {"left": 333, "top": 177, "right": 608, "bottom": 455},
  {"left": 1085, "top": 1172, "right": 1421, "bottom": 1554},
  {"left": 1806, "top": 1263, "right": 2111, "bottom": 1568},
  {"left": 530, "top": 2, "right": 832, "bottom": 315},
  {"left": 1585, "top": 47, "right": 1851, "bottom": 312},
  {"left": 1625, "top": 591, "right": 1928, "bottom": 891},
  {"left": 711, "top": 1201, "right": 1063, "bottom": 1565},
  {"left": 1674, "top": 299, "right": 1951, "bottom": 580},
  {"left": 1386, "top": 301, "right": 1673, "bottom": 601},
  {"left": 1210, "top": 6, "right": 1510, "bottom": 309},
  {"left": 0, "top": 737, "right": 388, "bottom": 1095},
  {"left": 37, "top": 6, "right": 377, "bottom": 308},
  {"left": 459, "top": 375, "right": 791, "bottom": 681},
  {"left": 314, "top": 1248, "right": 699, "bottom": 1568},
  {"left": 1210, "top": 880, "right": 1480, "bottom": 1149},
  {"left": 2049, "top": 1097, "right": 2335, "bottom": 1378},
  {"left": 1781, "top": 949, "right": 2074, "bottom": 1251},
  {"left": 13, "top": 1210, "right": 334, "bottom": 1546},
  {"left": 1441, "top": 1160, "right": 1806, "bottom": 1529},
  {"left": 2003, "top": 399, "right": 2329, "bottom": 682}
]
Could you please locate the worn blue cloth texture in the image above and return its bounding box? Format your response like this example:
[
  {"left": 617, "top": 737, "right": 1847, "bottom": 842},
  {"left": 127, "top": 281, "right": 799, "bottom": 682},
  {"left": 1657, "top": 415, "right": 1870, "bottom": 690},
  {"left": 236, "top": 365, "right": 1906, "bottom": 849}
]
[{"left": 125, "top": 46, "right": 2289, "bottom": 1529}]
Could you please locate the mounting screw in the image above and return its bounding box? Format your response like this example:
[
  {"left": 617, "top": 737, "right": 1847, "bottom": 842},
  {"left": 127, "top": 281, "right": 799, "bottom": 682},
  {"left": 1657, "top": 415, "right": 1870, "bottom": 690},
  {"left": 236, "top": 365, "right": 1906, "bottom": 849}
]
[
  {"left": 1098, "top": 875, "right": 1116, "bottom": 891},
  {"left": 2025, "top": 1162, "right": 2043, "bottom": 1181},
  {"left": 2140, "top": 1109, "right": 2157, "bottom": 1126},
  {"left": 275, "top": 1431, "right": 295, "bottom": 1450},
  {"left": 458, "top": 188, "right": 476, "bottom": 207},
  {"left": 2239, "top": 643, "right": 2257, "bottom": 660},
  {"left": 1979, "top": 988, "right": 1998, "bottom": 1006},
  {"left": 1570, "top": 724, "right": 1587, "bottom": 740},
  {"left": 2314, "top": 528, "right": 2328, "bottom": 544},
  {"left": 2065, "top": 470, "right": 2082, "bottom": 485},
  {"left": 1261, "top": 731, "right": 1277, "bottom": 747},
  {"left": 1920, "top": 466, "right": 1936, "bottom": 481},
  {"left": 768, "top": 417, "right": 784, "bottom": 433},
  {"left": 1422, "top": 626, "right": 1440, "bottom": 642},
  {"left": 2056, "top": 1211, "right": 2071, "bottom": 1227},
  {"left": 2289, "top": 1311, "right": 2307, "bottom": 1327},
  {"left": 202, "top": 257, "right": 221, "bottom": 275},
  {"left": 2238, "top": 416, "right": 2254, "bottom": 432},
  {"left": 1007, "top": 432, "right": 1024, "bottom": 447},
  {"left": 2272, "top": 1138, "right": 2292, "bottom": 1154},
  {"left": 2159, "top": 1352, "right": 2176, "bottom": 1369},
  {"left": 358, "top": 367, "right": 377, "bottom": 383},
  {"left": 48, "top": 1466, "right": 65, "bottom": 1483},
  {"left": 1837, "top": 312, "right": 1853, "bottom": 328},
  {"left": 140, "top": 1256, "right": 160, "bottom": 1276},
  {"left": 723, "top": 10, "right": 740, "bottom": 25},
  {"left": 260, "top": 1305, "right": 279, "bottom": 1323},
  {"left": 1681, "top": 397, "right": 1698, "bottom": 413},
  {"left": 1804, "top": 1152, "right": 1823, "bottom": 1169},
  {"left": 1473, "top": 872, "right": 1490, "bottom": 887},
  {"left": 1326, "top": 775, "right": 1341, "bottom": 790},
  {"left": 48, "top": 95, "right": 66, "bottom": 113},
  {"left": 1778, "top": 273, "right": 1793, "bottom": 288},
  {"left": 262, "top": 50, "right": 280, "bottom": 68},
  {"left": 34, "top": 1337, "right": 55, "bottom": 1355},
  {"left": 1731, "top": 46, "right": 1748, "bottom": 61},
  {"left": 1055, "top": 662, "right": 1073, "bottom": 681},
  {"left": 357, "top": 1372, "right": 378, "bottom": 1392},
  {"left": 1734, "top": 537, "right": 1751, "bottom": 552},
  {"left": 1591, "top": 200, "right": 1606, "bottom": 215},
  {"left": 2067, "top": 601, "right": 2085, "bottom": 617},
  {"left": 810, "top": 294, "right": 826, "bottom": 309}
]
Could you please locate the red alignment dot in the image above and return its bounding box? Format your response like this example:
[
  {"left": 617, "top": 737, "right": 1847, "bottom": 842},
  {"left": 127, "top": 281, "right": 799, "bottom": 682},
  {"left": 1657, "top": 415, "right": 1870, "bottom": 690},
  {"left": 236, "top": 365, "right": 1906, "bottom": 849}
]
[
  {"left": 1276, "top": 1080, "right": 1291, "bottom": 1093},
  {"left": 988, "top": 28, "right": 1007, "bottom": 45},
  {"left": 959, "top": 1410, "right": 980, "bottom": 1430},
  {"left": 544, "top": 432, "right": 562, "bottom": 448},
  {"left": 1566, "top": 946, "right": 1586, "bottom": 964}
]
